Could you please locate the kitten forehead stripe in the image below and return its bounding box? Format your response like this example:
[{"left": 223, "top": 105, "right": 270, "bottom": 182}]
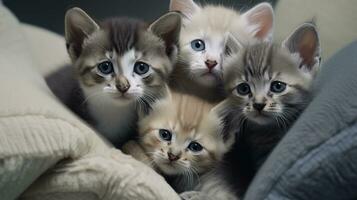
[
  {"left": 101, "top": 18, "right": 147, "bottom": 56},
  {"left": 243, "top": 43, "right": 273, "bottom": 80}
]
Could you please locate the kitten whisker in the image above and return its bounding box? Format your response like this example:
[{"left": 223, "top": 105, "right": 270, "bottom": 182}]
[{"left": 80, "top": 91, "right": 104, "bottom": 106}]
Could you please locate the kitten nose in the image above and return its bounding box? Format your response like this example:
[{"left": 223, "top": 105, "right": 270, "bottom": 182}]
[
  {"left": 116, "top": 76, "right": 130, "bottom": 93},
  {"left": 253, "top": 103, "right": 266, "bottom": 111},
  {"left": 167, "top": 152, "right": 180, "bottom": 161},
  {"left": 205, "top": 60, "right": 217, "bottom": 70}
]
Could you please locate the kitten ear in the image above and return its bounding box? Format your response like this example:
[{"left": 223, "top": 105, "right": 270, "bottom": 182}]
[
  {"left": 211, "top": 102, "right": 236, "bottom": 149},
  {"left": 225, "top": 33, "right": 243, "bottom": 56},
  {"left": 169, "top": 0, "right": 200, "bottom": 22},
  {"left": 282, "top": 22, "right": 321, "bottom": 71},
  {"left": 137, "top": 85, "right": 172, "bottom": 119},
  {"left": 241, "top": 3, "right": 274, "bottom": 42},
  {"left": 149, "top": 12, "right": 182, "bottom": 57},
  {"left": 65, "top": 7, "right": 99, "bottom": 60}
]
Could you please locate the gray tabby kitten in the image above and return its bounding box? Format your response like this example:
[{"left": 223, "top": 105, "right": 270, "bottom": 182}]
[
  {"left": 216, "top": 22, "right": 321, "bottom": 195},
  {"left": 46, "top": 8, "right": 181, "bottom": 146}
]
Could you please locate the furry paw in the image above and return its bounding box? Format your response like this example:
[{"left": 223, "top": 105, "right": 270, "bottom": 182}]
[
  {"left": 122, "top": 140, "right": 142, "bottom": 154},
  {"left": 121, "top": 140, "right": 152, "bottom": 166}
]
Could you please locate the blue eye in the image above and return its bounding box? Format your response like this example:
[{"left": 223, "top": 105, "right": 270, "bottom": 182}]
[
  {"left": 236, "top": 83, "right": 251, "bottom": 95},
  {"left": 188, "top": 142, "right": 203, "bottom": 152},
  {"left": 134, "top": 61, "right": 150, "bottom": 75},
  {"left": 159, "top": 129, "right": 172, "bottom": 141},
  {"left": 270, "top": 81, "right": 287, "bottom": 93},
  {"left": 191, "top": 39, "right": 205, "bottom": 51},
  {"left": 97, "top": 61, "right": 114, "bottom": 75}
]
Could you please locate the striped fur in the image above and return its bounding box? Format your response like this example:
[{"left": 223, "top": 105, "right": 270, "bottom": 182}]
[{"left": 218, "top": 23, "right": 321, "bottom": 195}]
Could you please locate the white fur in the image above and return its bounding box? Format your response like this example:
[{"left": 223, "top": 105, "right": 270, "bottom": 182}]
[
  {"left": 176, "top": 2, "right": 274, "bottom": 87},
  {"left": 87, "top": 94, "right": 136, "bottom": 142},
  {"left": 81, "top": 49, "right": 153, "bottom": 143}
]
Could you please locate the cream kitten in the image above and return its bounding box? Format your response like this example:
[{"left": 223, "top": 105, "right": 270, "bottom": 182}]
[
  {"left": 123, "top": 88, "right": 236, "bottom": 197},
  {"left": 46, "top": 8, "right": 181, "bottom": 146},
  {"left": 169, "top": 0, "right": 274, "bottom": 102}
]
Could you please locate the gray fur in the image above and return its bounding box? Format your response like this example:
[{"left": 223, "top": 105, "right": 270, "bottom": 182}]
[{"left": 218, "top": 23, "right": 321, "bottom": 195}]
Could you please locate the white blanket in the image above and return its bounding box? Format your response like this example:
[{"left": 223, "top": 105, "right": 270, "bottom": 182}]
[{"left": 0, "top": 5, "right": 179, "bottom": 200}]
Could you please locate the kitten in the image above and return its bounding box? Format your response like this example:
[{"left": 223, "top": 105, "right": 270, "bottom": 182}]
[
  {"left": 46, "top": 8, "right": 181, "bottom": 146},
  {"left": 219, "top": 22, "right": 321, "bottom": 194},
  {"left": 122, "top": 88, "right": 236, "bottom": 197},
  {"left": 169, "top": 0, "right": 274, "bottom": 102}
]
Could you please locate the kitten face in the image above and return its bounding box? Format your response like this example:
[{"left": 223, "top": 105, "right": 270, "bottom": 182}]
[
  {"left": 170, "top": 0, "right": 274, "bottom": 87},
  {"left": 75, "top": 31, "right": 170, "bottom": 106},
  {"left": 179, "top": 26, "right": 228, "bottom": 86},
  {"left": 138, "top": 91, "right": 233, "bottom": 175},
  {"left": 65, "top": 8, "right": 181, "bottom": 108},
  {"left": 223, "top": 23, "right": 321, "bottom": 126}
]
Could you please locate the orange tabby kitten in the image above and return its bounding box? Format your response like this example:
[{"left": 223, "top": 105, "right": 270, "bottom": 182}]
[{"left": 123, "top": 88, "right": 236, "bottom": 198}]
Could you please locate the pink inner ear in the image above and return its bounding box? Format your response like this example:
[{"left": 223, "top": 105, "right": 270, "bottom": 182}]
[
  {"left": 252, "top": 9, "right": 273, "bottom": 39},
  {"left": 245, "top": 4, "right": 274, "bottom": 40},
  {"left": 299, "top": 31, "right": 318, "bottom": 67},
  {"left": 169, "top": 0, "right": 185, "bottom": 12},
  {"left": 169, "top": 0, "right": 198, "bottom": 18},
  {"left": 253, "top": 13, "right": 273, "bottom": 39}
]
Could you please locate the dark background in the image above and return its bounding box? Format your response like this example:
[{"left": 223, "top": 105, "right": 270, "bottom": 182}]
[{"left": 3, "top": 0, "right": 277, "bottom": 35}]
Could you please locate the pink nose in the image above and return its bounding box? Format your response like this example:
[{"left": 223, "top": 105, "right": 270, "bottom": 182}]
[
  {"left": 205, "top": 60, "right": 217, "bottom": 70},
  {"left": 167, "top": 152, "right": 180, "bottom": 161}
]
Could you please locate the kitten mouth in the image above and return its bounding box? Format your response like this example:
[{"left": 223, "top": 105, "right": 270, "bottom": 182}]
[
  {"left": 247, "top": 112, "right": 274, "bottom": 124},
  {"left": 111, "top": 93, "right": 136, "bottom": 101},
  {"left": 253, "top": 111, "right": 272, "bottom": 118},
  {"left": 155, "top": 161, "right": 182, "bottom": 175},
  {"left": 200, "top": 71, "right": 222, "bottom": 80}
]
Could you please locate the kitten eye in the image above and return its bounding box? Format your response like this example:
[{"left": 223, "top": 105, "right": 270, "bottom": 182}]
[
  {"left": 191, "top": 39, "right": 205, "bottom": 51},
  {"left": 97, "top": 61, "right": 114, "bottom": 75},
  {"left": 236, "top": 83, "right": 251, "bottom": 95},
  {"left": 134, "top": 61, "right": 150, "bottom": 75},
  {"left": 159, "top": 129, "right": 172, "bottom": 141},
  {"left": 188, "top": 142, "right": 203, "bottom": 152},
  {"left": 270, "top": 81, "right": 287, "bottom": 93}
]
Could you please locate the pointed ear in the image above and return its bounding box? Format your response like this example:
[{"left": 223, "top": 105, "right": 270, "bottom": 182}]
[
  {"left": 211, "top": 101, "right": 236, "bottom": 150},
  {"left": 241, "top": 3, "right": 274, "bottom": 42},
  {"left": 149, "top": 12, "right": 182, "bottom": 57},
  {"left": 282, "top": 22, "right": 321, "bottom": 71},
  {"left": 65, "top": 7, "right": 99, "bottom": 60},
  {"left": 225, "top": 33, "right": 243, "bottom": 56},
  {"left": 137, "top": 84, "right": 172, "bottom": 119},
  {"left": 169, "top": 0, "right": 200, "bottom": 22}
]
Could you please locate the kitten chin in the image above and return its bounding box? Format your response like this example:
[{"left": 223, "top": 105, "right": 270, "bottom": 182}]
[
  {"left": 245, "top": 112, "right": 275, "bottom": 125},
  {"left": 196, "top": 71, "right": 222, "bottom": 86},
  {"left": 155, "top": 162, "right": 186, "bottom": 175}
]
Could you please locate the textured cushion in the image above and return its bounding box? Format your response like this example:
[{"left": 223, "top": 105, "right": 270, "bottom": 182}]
[
  {"left": 0, "top": 5, "right": 179, "bottom": 200},
  {"left": 21, "top": 23, "right": 70, "bottom": 76},
  {"left": 244, "top": 42, "right": 357, "bottom": 200},
  {"left": 274, "top": 0, "right": 357, "bottom": 60}
]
